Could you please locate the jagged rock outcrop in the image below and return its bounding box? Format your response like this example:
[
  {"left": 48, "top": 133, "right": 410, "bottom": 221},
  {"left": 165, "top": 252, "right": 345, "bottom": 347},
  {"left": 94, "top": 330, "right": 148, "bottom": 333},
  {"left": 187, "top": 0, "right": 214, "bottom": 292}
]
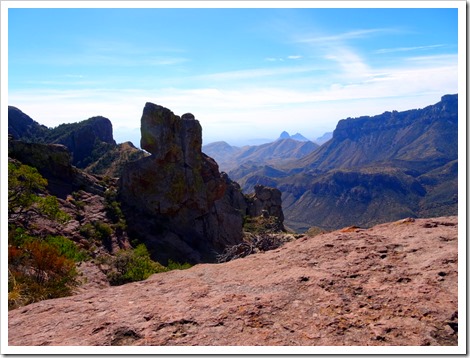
[
  {"left": 8, "top": 139, "right": 105, "bottom": 197},
  {"left": 9, "top": 140, "right": 73, "bottom": 179},
  {"left": 49, "top": 116, "right": 116, "bottom": 168},
  {"left": 8, "top": 107, "right": 141, "bottom": 177},
  {"left": 119, "top": 103, "right": 248, "bottom": 263},
  {"left": 246, "top": 184, "right": 284, "bottom": 228}
]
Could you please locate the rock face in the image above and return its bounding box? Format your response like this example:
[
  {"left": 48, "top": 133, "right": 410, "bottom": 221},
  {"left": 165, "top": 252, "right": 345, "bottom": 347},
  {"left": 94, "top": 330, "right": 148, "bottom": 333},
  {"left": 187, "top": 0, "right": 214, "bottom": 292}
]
[
  {"left": 299, "top": 94, "right": 458, "bottom": 171},
  {"left": 119, "top": 103, "right": 248, "bottom": 263},
  {"left": 8, "top": 107, "right": 139, "bottom": 176},
  {"left": 51, "top": 116, "right": 116, "bottom": 168},
  {"left": 8, "top": 140, "right": 74, "bottom": 180},
  {"left": 8, "top": 138, "right": 105, "bottom": 197},
  {"left": 8, "top": 216, "right": 458, "bottom": 347},
  {"left": 247, "top": 184, "right": 284, "bottom": 226}
]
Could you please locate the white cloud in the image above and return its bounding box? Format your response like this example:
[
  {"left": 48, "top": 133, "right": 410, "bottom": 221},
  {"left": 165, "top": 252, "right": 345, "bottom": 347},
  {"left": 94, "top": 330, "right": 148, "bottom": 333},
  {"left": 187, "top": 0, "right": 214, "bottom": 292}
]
[
  {"left": 296, "top": 28, "right": 395, "bottom": 45},
  {"left": 192, "top": 65, "right": 319, "bottom": 82},
  {"left": 9, "top": 49, "right": 457, "bottom": 144},
  {"left": 374, "top": 44, "right": 445, "bottom": 54}
]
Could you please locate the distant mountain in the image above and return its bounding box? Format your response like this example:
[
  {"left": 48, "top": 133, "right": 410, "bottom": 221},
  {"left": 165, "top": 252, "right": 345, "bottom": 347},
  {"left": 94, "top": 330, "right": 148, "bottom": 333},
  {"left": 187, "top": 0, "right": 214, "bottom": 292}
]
[
  {"left": 292, "top": 133, "right": 310, "bottom": 141},
  {"left": 296, "top": 94, "right": 458, "bottom": 172},
  {"left": 201, "top": 141, "right": 240, "bottom": 167},
  {"left": 277, "top": 131, "right": 310, "bottom": 142},
  {"left": 203, "top": 138, "right": 319, "bottom": 173},
  {"left": 8, "top": 106, "right": 145, "bottom": 177},
  {"left": 228, "top": 95, "right": 458, "bottom": 231},
  {"left": 315, "top": 131, "right": 333, "bottom": 145}
]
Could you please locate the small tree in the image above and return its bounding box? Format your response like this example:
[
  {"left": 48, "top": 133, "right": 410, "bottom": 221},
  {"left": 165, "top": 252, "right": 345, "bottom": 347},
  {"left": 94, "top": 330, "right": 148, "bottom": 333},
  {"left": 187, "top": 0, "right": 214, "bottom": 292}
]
[{"left": 8, "top": 162, "right": 69, "bottom": 224}]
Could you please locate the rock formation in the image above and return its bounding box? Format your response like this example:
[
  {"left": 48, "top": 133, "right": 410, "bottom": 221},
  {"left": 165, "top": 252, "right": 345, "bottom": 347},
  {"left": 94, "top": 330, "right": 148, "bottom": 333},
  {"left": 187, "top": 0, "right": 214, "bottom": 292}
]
[
  {"left": 8, "top": 106, "right": 49, "bottom": 141},
  {"left": 8, "top": 216, "right": 458, "bottom": 347},
  {"left": 8, "top": 107, "right": 142, "bottom": 177},
  {"left": 50, "top": 116, "right": 116, "bottom": 168},
  {"left": 8, "top": 138, "right": 105, "bottom": 197},
  {"left": 246, "top": 184, "right": 284, "bottom": 227},
  {"left": 119, "top": 103, "right": 249, "bottom": 263}
]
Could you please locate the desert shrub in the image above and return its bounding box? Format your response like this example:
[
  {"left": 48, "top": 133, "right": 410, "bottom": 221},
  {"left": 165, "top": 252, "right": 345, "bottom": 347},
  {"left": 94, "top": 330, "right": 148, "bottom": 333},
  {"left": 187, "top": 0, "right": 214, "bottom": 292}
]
[
  {"left": 166, "top": 260, "right": 192, "bottom": 271},
  {"left": 38, "top": 195, "right": 71, "bottom": 223},
  {"left": 45, "top": 235, "right": 89, "bottom": 262},
  {"left": 79, "top": 223, "right": 95, "bottom": 239},
  {"left": 93, "top": 221, "right": 113, "bottom": 242},
  {"left": 103, "top": 189, "right": 127, "bottom": 233},
  {"left": 8, "top": 225, "right": 32, "bottom": 247},
  {"left": 8, "top": 239, "right": 78, "bottom": 310},
  {"left": 107, "top": 244, "right": 163, "bottom": 285}
]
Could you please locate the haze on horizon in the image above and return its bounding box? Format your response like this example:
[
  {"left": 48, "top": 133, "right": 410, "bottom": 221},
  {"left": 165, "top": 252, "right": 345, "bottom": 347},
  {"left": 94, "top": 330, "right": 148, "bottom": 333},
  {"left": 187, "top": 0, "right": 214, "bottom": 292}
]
[{"left": 6, "top": 2, "right": 459, "bottom": 146}]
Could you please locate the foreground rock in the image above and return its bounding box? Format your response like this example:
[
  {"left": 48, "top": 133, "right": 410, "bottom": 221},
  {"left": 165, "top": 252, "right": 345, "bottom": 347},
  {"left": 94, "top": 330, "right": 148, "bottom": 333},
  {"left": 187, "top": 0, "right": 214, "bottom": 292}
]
[{"left": 9, "top": 217, "right": 458, "bottom": 346}]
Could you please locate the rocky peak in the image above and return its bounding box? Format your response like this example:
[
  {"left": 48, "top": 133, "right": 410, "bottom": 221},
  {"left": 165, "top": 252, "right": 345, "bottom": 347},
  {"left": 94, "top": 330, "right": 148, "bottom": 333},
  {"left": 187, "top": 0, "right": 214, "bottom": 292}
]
[
  {"left": 8, "top": 105, "right": 49, "bottom": 141},
  {"left": 119, "top": 103, "right": 247, "bottom": 263}
]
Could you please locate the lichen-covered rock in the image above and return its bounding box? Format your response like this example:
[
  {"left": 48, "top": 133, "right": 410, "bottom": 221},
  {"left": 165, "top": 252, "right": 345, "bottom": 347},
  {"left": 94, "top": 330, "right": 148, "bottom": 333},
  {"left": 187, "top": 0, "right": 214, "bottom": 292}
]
[{"left": 119, "top": 103, "right": 246, "bottom": 263}]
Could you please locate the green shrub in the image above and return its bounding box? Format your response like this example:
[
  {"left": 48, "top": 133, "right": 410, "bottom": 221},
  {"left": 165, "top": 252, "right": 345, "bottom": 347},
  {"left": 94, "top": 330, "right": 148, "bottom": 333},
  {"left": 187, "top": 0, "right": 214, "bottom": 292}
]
[
  {"left": 94, "top": 221, "right": 113, "bottom": 242},
  {"left": 45, "top": 235, "right": 89, "bottom": 262},
  {"left": 166, "top": 259, "right": 192, "bottom": 271},
  {"left": 107, "top": 244, "right": 163, "bottom": 285},
  {"left": 38, "top": 195, "right": 71, "bottom": 223},
  {"left": 79, "top": 223, "right": 95, "bottom": 239},
  {"left": 8, "top": 162, "right": 70, "bottom": 224}
]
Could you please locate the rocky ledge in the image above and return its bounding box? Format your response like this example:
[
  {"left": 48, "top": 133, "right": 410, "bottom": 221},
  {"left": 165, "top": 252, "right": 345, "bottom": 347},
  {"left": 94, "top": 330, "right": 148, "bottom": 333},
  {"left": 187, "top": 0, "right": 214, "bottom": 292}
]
[{"left": 8, "top": 216, "right": 458, "bottom": 347}]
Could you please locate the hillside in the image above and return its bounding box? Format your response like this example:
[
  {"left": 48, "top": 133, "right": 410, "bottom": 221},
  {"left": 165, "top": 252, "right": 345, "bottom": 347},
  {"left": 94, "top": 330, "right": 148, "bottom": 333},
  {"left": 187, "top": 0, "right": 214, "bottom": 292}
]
[
  {"left": 8, "top": 216, "right": 458, "bottom": 347},
  {"left": 8, "top": 106, "right": 145, "bottom": 177},
  {"left": 296, "top": 94, "right": 457, "bottom": 171},
  {"left": 203, "top": 138, "right": 318, "bottom": 173},
  {"left": 228, "top": 95, "right": 458, "bottom": 232},
  {"left": 7, "top": 103, "right": 288, "bottom": 313}
]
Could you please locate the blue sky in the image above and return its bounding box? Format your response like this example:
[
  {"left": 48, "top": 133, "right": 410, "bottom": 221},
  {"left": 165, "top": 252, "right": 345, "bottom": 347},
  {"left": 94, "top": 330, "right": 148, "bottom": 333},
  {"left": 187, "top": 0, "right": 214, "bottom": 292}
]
[{"left": 6, "top": 3, "right": 460, "bottom": 146}]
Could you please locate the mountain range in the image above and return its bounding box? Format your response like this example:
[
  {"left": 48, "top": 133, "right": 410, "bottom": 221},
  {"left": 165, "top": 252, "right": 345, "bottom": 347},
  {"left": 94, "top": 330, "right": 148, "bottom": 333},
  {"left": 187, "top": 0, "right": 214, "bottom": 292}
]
[
  {"left": 8, "top": 94, "right": 458, "bottom": 233},
  {"left": 7, "top": 95, "right": 460, "bottom": 341},
  {"left": 203, "top": 137, "right": 319, "bottom": 173},
  {"left": 8, "top": 106, "right": 146, "bottom": 177},
  {"left": 226, "top": 94, "right": 458, "bottom": 231}
]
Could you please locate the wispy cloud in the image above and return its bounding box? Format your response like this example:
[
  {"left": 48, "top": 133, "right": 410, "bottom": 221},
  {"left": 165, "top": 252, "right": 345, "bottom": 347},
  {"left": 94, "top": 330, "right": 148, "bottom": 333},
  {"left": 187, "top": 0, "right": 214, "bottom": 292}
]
[
  {"left": 297, "top": 28, "right": 394, "bottom": 44},
  {"left": 374, "top": 44, "right": 445, "bottom": 54},
  {"left": 193, "top": 65, "right": 320, "bottom": 82},
  {"left": 265, "top": 55, "right": 302, "bottom": 62}
]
